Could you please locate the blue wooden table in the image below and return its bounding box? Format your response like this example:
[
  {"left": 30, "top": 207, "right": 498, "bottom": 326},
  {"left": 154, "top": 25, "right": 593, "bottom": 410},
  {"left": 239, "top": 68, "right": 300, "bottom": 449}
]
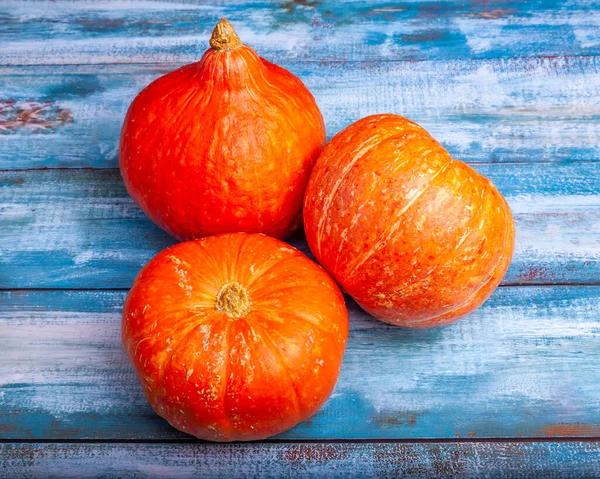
[{"left": 1, "top": 1, "right": 600, "bottom": 477}]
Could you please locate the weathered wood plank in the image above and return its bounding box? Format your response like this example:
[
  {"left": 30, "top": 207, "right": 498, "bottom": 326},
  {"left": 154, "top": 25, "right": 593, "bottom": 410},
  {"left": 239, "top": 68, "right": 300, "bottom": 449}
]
[
  {"left": 2, "top": 441, "right": 600, "bottom": 478},
  {"left": 2, "top": 0, "right": 600, "bottom": 66},
  {"left": 1, "top": 164, "right": 599, "bottom": 288},
  {"left": 2, "top": 56, "right": 600, "bottom": 168},
  {"left": 1, "top": 286, "right": 600, "bottom": 440}
]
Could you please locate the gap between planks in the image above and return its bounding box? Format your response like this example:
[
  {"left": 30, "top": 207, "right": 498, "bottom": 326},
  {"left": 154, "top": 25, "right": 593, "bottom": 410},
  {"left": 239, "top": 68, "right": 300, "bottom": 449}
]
[
  {"left": 2, "top": 53, "right": 600, "bottom": 69},
  {"left": 2, "top": 283, "right": 600, "bottom": 292},
  {"left": 3, "top": 160, "right": 600, "bottom": 174},
  {"left": 1, "top": 438, "right": 600, "bottom": 445}
]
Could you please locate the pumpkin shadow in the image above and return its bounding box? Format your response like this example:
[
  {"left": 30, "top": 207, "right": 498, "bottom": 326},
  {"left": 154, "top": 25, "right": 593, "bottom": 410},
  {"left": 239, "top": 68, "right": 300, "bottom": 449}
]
[{"left": 345, "top": 295, "right": 448, "bottom": 344}]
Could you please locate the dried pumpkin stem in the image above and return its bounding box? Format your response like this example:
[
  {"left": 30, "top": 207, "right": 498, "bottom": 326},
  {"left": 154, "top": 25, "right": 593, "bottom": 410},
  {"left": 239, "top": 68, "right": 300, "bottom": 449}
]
[
  {"left": 216, "top": 281, "right": 251, "bottom": 318},
  {"left": 210, "top": 18, "right": 242, "bottom": 51}
]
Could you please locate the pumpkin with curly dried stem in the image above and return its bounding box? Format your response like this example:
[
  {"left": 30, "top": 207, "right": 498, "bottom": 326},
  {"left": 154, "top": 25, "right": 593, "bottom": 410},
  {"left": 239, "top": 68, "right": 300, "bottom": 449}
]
[{"left": 120, "top": 19, "right": 325, "bottom": 241}]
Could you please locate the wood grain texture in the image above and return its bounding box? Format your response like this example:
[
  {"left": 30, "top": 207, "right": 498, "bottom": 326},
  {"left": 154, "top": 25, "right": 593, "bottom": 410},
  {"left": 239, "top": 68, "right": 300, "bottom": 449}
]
[
  {"left": 2, "top": 442, "right": 600, "bottom": 478},
  {"left": 2, "top": 286, "right": 600, "bottom": 440},
  {"left": 2, "top": 0, "right": 600, "bottom": 66},
  {"left": 1, "top": 55, "right": 600, "bottom": 168},
  {"left": 2, "top": 2, "right": 600, "bottom": 472},
  {"left": 2, "top": 164, "right": 599, "bottom": 289}
]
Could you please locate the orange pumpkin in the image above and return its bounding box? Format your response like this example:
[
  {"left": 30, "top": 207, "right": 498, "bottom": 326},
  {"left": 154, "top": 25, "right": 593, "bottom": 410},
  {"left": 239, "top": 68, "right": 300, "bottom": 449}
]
[
  {"left": 122, "top": 233, "right": 348, "bottom": 441},
  {"left": 304, "top": 114, "right": 515, "bottom": 328},
  {"left": 119, "top": 19, "right": 325, "bottom": 241}
]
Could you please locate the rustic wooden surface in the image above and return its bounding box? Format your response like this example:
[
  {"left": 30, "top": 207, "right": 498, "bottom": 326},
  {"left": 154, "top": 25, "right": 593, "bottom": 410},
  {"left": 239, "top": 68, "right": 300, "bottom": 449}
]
[
  {"left": 2, "top": 442, "right": 600, "bottom": 478},
  {"left": 2, "top": 286, "right": 600, "bottom": 440},
  {"left": 1, "top": 1, "right": 600, "bottom": 477},
  {"left": 2, "top": 56, "right": 600, "bottom": 169}
]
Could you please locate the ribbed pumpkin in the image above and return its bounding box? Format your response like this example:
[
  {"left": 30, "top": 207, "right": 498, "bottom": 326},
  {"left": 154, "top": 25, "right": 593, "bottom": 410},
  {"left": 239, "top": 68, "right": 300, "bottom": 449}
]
[
  {"left": 304, "top": 114, "right": 515, "bottom": 328},
  {"left": 120, "top": 19, "right": 325, "bottom": 241},
  {"left": 122, "top": 233, "right": 348, "bottom": 441}
]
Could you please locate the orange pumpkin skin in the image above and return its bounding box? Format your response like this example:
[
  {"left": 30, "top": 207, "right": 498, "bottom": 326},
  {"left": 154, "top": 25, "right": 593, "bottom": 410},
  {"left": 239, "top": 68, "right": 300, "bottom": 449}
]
[
  {"left": 122, "top": 233, "right": 348, "bottom": 441},
  {"left": 119, "top": 19, "right": 325, "bottom": 241},
  {"left": 304, "top": 114, "right": 515, "bottom": 328}
]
